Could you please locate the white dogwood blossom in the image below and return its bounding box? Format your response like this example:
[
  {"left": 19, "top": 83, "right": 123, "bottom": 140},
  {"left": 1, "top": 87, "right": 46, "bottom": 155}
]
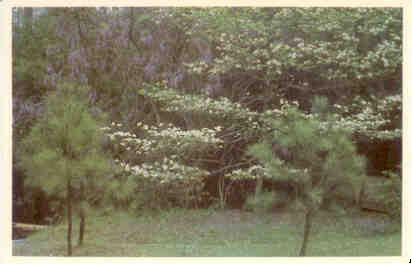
[{"left": 116, "top": 157, "right": 208, "bottom": 184}]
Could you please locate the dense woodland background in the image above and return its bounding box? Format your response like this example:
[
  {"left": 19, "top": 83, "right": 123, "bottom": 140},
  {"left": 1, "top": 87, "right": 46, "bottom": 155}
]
[{"left": 12, "top": 7, "right": 401, "bottom": 227}]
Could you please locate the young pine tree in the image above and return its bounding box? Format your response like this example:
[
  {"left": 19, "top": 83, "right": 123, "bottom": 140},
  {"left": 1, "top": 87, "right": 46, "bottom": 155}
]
[
  {"left": 248, "top": 102, "right": 366, "bottom": 256},
  {"left": 20, "top": 82, "right": 110, "bottom": 256}
]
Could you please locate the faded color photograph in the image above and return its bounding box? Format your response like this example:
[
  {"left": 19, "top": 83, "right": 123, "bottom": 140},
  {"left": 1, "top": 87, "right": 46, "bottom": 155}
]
[{"left": 12, "top": 7, "right": 402, "bottom": 256}]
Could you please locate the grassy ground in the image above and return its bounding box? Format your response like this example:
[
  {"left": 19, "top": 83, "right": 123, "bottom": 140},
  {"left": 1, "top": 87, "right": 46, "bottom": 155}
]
[{"left": 13, "top": 208, "right": 401, "bottom": 257}]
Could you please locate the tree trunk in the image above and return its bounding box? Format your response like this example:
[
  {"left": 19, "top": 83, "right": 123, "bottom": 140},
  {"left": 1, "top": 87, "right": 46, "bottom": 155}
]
[
  {"left": 78, "top": 182, "right": 85, "bottom": 246},
  {"left": 218, "top": 175, "right": 225, "bottom": 209},
  {"left": 78, "top": 209, "right": 85, "bottom": 246},
  {"left": 67, "top": 180, "right": 73, "bottom": 256},
  {"left": 254, "top": 176, "right": 263, "bottom": 201},
  {"left": 357, "top": 180, "right": 366, "bottom": 208},
  {"left": 299, "top": 209, "right": 313, "bottom": 256}
]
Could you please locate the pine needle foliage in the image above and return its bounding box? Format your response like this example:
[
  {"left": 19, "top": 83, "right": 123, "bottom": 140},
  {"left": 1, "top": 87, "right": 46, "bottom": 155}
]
[
  {"left": 19, "top": 82, "right": 111, "bottom": 255},
  {"left": 247, "top": 102, "right": 366, "bottom": 256}
]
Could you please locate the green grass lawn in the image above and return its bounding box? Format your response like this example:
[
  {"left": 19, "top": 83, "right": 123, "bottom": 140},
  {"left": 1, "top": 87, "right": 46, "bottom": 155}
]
[{"left": 13, "top": 208, "right": 401, "bottom": 257}]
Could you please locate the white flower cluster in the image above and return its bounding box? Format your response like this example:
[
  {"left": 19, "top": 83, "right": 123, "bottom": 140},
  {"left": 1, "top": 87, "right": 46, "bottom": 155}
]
[
  {"left": 208, "top": 9, "right": 400, "bottom": 82},
  {"left": 225, "top": 164, "right": 271, "bottom": 181},
  {"left": 330, "top": 94, "right": 401, "bottom": 140},
  {"left": 145, "top": 85, "right": 259, "bottom": 121},
  {"left": 376, "top": 94, "right": 401, "bottom": 113},
  {"left": 117, "top": 157, "right": 209, "bottom": 184},
  {"left": 225, "top": 163, "right": 309, "bottom": 182},
  {"left": 213, "top": 31, "right": 287, "bottom": 75},
  {"left": 142, "top": 85, "right": 314, "bottom": 140},
  {"left": 142, "top": 85, "right": 401, "bottom": 142},
  {"left": 137, "top": 122, "right": 224, "bottom": 145},
  {"left": 103, "top": 121, "right": 223, "bottom": 156},
  {"left": 184, "top": 60, "right": 210, "bottom": 75}
]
